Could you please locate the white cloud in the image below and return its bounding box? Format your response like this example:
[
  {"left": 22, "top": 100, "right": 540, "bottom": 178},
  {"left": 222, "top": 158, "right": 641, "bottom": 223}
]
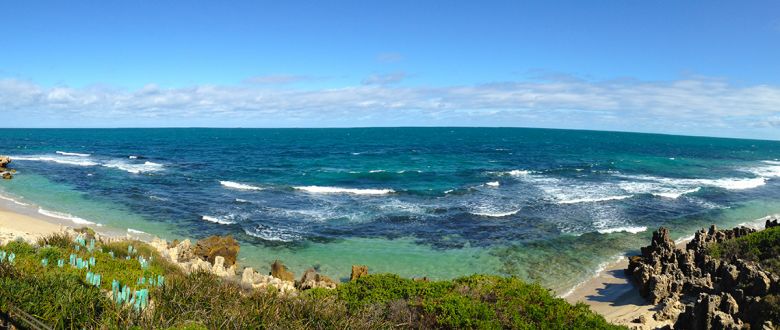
[{"left": 1, "top": 76, "right": 779, "bottom": 139}]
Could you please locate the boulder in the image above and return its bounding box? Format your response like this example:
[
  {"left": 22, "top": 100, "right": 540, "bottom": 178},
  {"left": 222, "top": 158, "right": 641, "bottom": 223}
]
[
  {"left": 1, "top": 172, "right": 11, "bottom": 180},
  {"left": 298, "top": 268, "right": 338, "bottom": 290},
  {"left": 350, "top": 265, "right": 368, "bottom": 281},
  {"left": 211, "top": 256, "right": 235, "bottom": 277},
  {"left": 194, "top": 235, "right": 239, "bottom": 266},
  {"left": 271, "top": 260, "right": 295, "bottom": 282},
  {"left": 0, "top": 156, "right": 10, "bottom": 168}
]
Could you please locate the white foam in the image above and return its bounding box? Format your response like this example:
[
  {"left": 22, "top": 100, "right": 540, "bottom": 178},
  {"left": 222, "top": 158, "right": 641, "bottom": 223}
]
[
  {"left": 235, "top": 198, "right": 250, "bottom": 203},
  {"left": 558, "top": 195, "right": 633, "bottom": 205},
  {"left": 597, "top": 226, "right": 647, "bottom": 234},
  {"left": 500, "top": 169, "right": 531, "bottom": 177},
  {"left": 219, "top": 181, "right": 263, "bottom": 191},
  {"left": 128, "top": 155, "right": 139, "bottom": 159},
  {"left": 0, "top": 194, "right": 30, "bottom": 206},
  {"left": 127, "top": 228, "right": 147, "bottom": 234},
  {"left": 102, "top": 161, "right": 163, "bottom": 174},
  {"left": 485, "top": 181, "right": 500, "bottom": 187},
  {"left": 11, "top": 155, "right": 98, "bottom": 167},
  {"left": 369, "top": 170, "right": 385, "bottom": 173},
  {"left": 652, "top": 187, "right": 701, "bottom": 199},
  {"left": 56, "top": 151, "right": 91, "bottom": 157},
  {"left": 294, "top": 186, "right": 394, "bottom": 195},
  {"left": 244, "top": 226, "right": 300, "bottom": 242},
  {"left": 746, "top": 161, "right": 780, "bottom": 178},
  {"left": 201, "top": 215, "right": 237, "bottom": 225},
  {"left": 37, "top": 208, "right": 95, "bottom": 225},
  {"left": 618, "top": 174, "right": 766, "bottom": 192},
  {"left": 469, "top": 209, "right": 521, "bottom": 217}
]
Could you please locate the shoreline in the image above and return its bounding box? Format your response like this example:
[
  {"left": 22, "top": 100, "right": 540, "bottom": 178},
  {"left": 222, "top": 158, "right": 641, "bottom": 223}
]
[
  {"left": 564, "top": 217, "right": 771, "bottom": 328},
  {"left": 3, "top": 188, "right": 779, "bottom": 327}
]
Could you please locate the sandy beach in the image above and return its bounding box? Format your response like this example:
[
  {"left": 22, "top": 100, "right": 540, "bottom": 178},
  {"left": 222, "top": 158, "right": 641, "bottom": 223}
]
[
  {"left": 564, "top": 257, "right": 672, "bottom": 329},
  {"left": 0, "top": 205, "right": 65, "bottom": 244}
]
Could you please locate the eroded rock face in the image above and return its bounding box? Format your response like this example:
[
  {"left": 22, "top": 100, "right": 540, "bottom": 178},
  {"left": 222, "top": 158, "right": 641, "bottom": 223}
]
[
  {"left": 0, "top": 156, "right": 10, "bottom": 168},
  {"left": 194, "top": 235, "right": 240, "bottom": 266},
  {"left": 271, "top": 260, "right": 295, "bottom": 282},
  {"left": 298, "top": 268, "right": 338, "bottom": 290},
  {"left": 351, "top": 265, "right": 368, "bottom": 281},
  {"left": 625, "top": 221, "right": 780, "bottom": 329}
]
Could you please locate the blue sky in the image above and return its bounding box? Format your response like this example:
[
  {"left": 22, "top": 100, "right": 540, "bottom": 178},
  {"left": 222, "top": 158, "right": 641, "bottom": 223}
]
[{"left": 1, "top": 1, "right": 779, "bottom": 139}]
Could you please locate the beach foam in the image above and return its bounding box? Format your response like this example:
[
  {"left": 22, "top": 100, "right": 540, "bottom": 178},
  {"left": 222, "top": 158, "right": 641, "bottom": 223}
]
[
  {"left": 127, "top": 228, "right": 147, "bottom": 234},
  {"left": 56, "top": 151, "right": 91, "bottom": 157},
  {"left": 38, "top": 208, "right": 95, "bottom": 225},
  {"left": 202, "top": 215, "right": 237, "bottom": 225},
  {"left": 294, "top": 186, "right": 395, "bottom": 195},
  {"left": 0, "top": 194, "right": 31, "bottom": 206}
]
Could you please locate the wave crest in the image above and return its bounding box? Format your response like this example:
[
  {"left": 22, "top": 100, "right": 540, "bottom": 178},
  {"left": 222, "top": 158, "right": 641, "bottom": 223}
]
[
  {"left": 220, "top": 181, "right": 263, "bottom": 191},
  {"left": 294, "top": 186, "right": 394, "bottom": 195}
]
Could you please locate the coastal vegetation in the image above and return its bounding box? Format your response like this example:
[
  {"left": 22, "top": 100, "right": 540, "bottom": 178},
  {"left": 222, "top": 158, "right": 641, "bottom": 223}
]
[{"left": 0, "top": 230, "right": 622, "bottom": 329}]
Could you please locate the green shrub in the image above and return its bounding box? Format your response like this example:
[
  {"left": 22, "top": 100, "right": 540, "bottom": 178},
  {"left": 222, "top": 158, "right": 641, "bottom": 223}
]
[
  {"left": 36, "top": 232, "right": 74, "bottom": 249},
  {"left": 709, "top": 226, "right": 780, "bottom": 274}
]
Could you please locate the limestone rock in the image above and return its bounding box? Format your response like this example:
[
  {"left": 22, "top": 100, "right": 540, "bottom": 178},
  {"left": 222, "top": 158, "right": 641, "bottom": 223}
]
[
  {"left": 271, "top": 260, "right": 295, "bottom": 282},
  {"left": 0, "top": 156, "right": 10, "bottom": 168},
  {"left": 351, "top": 265, "right": 368, "bottom": 281},
  {"left": 194, "top": 235, "right": 239, "bottom": 266},
  {"left": 298, "top": 268, "right": 337, "bottom": 290},
  {"left": 1, "top": 172, "right": 12, "bottom": 180}
]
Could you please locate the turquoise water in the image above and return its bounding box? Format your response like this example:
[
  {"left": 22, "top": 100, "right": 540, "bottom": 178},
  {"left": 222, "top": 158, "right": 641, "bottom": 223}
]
[{"left": 1, "top": 127, "right": 780, "bottom": 293}]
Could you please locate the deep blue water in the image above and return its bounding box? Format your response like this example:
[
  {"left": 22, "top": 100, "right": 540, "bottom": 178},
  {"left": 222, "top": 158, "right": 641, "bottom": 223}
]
[{"left": 2, "top": 127, "right": 780, "bottom": 292}]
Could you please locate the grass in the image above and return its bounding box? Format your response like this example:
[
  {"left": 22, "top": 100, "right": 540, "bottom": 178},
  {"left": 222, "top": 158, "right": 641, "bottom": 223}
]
[{"left": 0, "top": 233, "right": 623, "bottom": 329}]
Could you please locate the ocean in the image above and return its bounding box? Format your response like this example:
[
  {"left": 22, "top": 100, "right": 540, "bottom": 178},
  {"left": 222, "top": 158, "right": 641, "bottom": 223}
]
[{"left": 2, "top": 127, "right": 780, "bottom": 294}]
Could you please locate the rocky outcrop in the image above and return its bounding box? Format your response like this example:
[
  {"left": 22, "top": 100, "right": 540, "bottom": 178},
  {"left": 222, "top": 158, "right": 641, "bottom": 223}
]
[
  {"left": 351, "top": 265, "right": 368, "bottom": 281},
  {"left": 271, "top": 260, "right": 295, "bottom": 282},
  {"left": 0, "top": 156, "right": 12, "bottom": 180},
  {"left": 298, "top": 268, "right": 338, "bottom": 290},
  {"left": 625, "top": 220, "right": 780, "bottom": 329},
  {"left": 193, "top": 235, "right": 240, "bottom": 266},
  {"left": 241, "top": 267, "right": 296, "bottom": 293}
]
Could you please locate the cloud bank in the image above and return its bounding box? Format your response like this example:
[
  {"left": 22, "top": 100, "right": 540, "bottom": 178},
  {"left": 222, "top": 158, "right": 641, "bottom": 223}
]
[{"left": 1, "top": 77, "right": 779, "bottom": 139}]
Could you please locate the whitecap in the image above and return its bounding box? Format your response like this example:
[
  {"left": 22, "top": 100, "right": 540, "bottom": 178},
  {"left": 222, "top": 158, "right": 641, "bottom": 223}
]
[
  {"left": 485, "top": 181, "right": 500, "bottom": 187},
  {"left": 369, "top": 170, "right": 385, "bottom": 173},
  {"left": 294, "top": 186, "right": 394, "bottom": 195},
  {"left": 127, "top": 228, "right": 147, "bottom": 234},
  {"left": 469, "top": 209, "right": 520, "bottom": 218},
  {"left": 557, "top": 195, "right": 633, "bottom": 205},
  {"left": 202, "top": 215, "right": 237, "bottom": 225},
  {"left": 56, "top": 151, "right": 91, "bottom": 157},
  {"left": 220, "top": 181, "right": 263, "bottom": 191},
  {"left": 11, "top": 155, "right": 98, "bottom": 167},
  {"left": 596, "top": 226, "right": 647, "bottom": 234},
  {"left": 102, "top": 161, "right": 163, "bottom": 174},
  {"left": 38, "top": 208, "right": 95, "bottom": 225},
  {"left": 128, "top": 155, "right": 139, "bottom": 159},
  {"left": 500, "top": 169, "right": 531, "bottom": 177}
]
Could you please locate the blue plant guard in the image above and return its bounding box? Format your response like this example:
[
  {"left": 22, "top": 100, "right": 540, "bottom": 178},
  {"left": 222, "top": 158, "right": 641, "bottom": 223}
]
[
  {"left": 41, "top": 258, "right": 48, "bottom": 267},
  {"left": 57, "top": 259, "right": 65, "bottom": 268},
  {"left": 0, "top": 251, "right": 6, "bottom": 263},
  {"left": 7, "top": 253, "right": 14, "bottom": 265}
]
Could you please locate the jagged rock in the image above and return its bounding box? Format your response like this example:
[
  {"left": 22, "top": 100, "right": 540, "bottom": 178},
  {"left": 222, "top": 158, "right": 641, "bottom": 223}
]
[
  {"left": 655, "top": 297, "right": 684, "bottom": 321},
  {"left": 350, "top": 265, "right": 368, "bottom": 281},
  {"left": 719, "top": 293, "right": 739, "bottom": 315},
  {"left": 298, "top": 268, "right": 337, "bottom": 290},
  {"left": 766, "top": 218, "right": 779, "bottom": 229},
  {"left": 271, "top": 260, "right": 295, "bottom": 282},
  {"left": 175, "top": 239, "right": 194, "bottom": 262},
  {"left": 194, "top": 235, "right": 239, "bottom": 266},
  {"left": 211, "top": 256, "right": 236, "bottom": 277},
  {"left": 0, "top": 156, "right": 10, "bottom": 168},
  {"left": 1, "top": 172, "right": 12, "bottom": 180}
]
